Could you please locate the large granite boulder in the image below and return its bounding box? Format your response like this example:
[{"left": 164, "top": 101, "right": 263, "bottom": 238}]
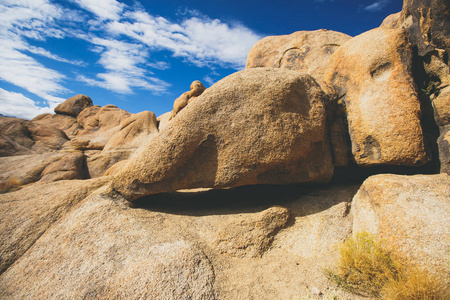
[
  {"left": 246, "top": 29, "right": 351, "bottom": 82},
  {"left": 54, "top": 94, "right": 93, "bottom": 117},
  {"left": 323, "top": 27, "right": 429, "bottom": 166},
  {"left": 352, "top": 174, "right": 450, "bottom": 278},
  {"left": 110, "top": 68, "right": 334, "bottom": 201}
]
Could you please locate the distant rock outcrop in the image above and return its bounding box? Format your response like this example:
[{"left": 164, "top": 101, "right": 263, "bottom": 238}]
[
  {"left": 0, "top": 1, "right": 449, "bottom": 298},
  {"left": 111, "top": 68, "right": 334, "bottom": 201},
  {"left": 54, "top": 94, "right": 93, "bottom": 117}
]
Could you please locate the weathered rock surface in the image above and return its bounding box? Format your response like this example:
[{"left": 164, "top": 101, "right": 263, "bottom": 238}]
[
  {"left": 31, "top": 113, "right": 78, "bottom": 138},
  {"left": 0, "top": 153, "right": 63, "bottom": 185},
  {"left": 352, "top": 174, "right": 450, "bottom": 277},
  {"left": 399, "top": 0, "right": 450, "bottom": 55},
  {"left": 246, "top": 29, "right": 351, "bottom": 82},
  {"left": 0, "top": 178, "right": 110, "bottom": 274},
  {"left": 0, "top": 117, "right": 70, "bottom": 156},
  {"left": 0, "top": 186, "right": 215, "bottom": 299},
  {"left": 26, "top": 122, "right": 69, "bottom": 152},
  {"left": 156, "top": 111, "right": 171, "bottom": 131},
  {"left": 39, "top": 151, "right": 85, "bottom": 182},
  {"left": 323, "top": 27, "right": 429, "bottom": 166},
  {"left": 212, "top": 206, "right": 290, "bottom": 258},
  {"left": 111, "top": 68, "right": 334, "bottom": 201},
  {"left": 73, "top": 104, "right": 131, "bottom": 150},
  {"left": 438, "top": 125, "right": 450, "bottom": 174},
  {"left": 54, "top": 94, "right": 93, "bottom": 117},
  {"left": 104, "top": 111, "right": 158, "bottom": 151},
  {"left": 85, "top": 150, "right": 131, "bottom": 178},
  {"left": 0, "top": 117, "right": 34, "bottom": 156}
]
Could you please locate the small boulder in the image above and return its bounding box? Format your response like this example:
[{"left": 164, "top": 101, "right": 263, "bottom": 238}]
[
  {"left": 55, "top": 95, "right": 92, "bottom": 117},
  {"left": 26, "top": 122, "right": 69, "bottom": 152},
  {"left": 39, "top": 152, "right": 85, "bottom": 182},
  {"left": 0, "top": 117, "right": 34, "bottom": 156},
  {"left": 54, "top": 94, "right": 93, "bottom": 117},
  {"left": 352, "top": 173, "right": 450, "bottom": 277},
  {"left": 323, "top": 27, "right": 429, "bottom": 166},
  {"left": 111, "top": 68, "right": 334, "bottom": 201},
  {"left": 212, "top": 206, "right": 290, "bottom": 257},
  {"left": 31, "top": 113, "right": 78, "bottom": 138},
  {"left": 246, "top": 29, "right": 351, "bottom": 82}
]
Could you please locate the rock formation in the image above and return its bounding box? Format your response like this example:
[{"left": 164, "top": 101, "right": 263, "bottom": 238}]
[
  {"left": 169, "top": 80, "right": 206, "bottom": 120},
  {"left": 352, "top": 173, "right": 450, "bottom": 277},
  {"left": 246, "top": 29, "right": 351, "bottom": 82},
  {"left": 0, "top": 0, "right": 449, "bottom": 298},
  {"left": 323, "top": 27, "right": 429, "bottom": 166},
  {"left": 110, "top": 68, "right": 334, "bottom": 201}
]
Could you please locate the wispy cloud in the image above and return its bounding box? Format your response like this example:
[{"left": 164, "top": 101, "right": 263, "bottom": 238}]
[
  {"left": 71, "top": 0, "right": 125, "bottom": 20},
  {"left": 106, "top": 9, "right": 262, "bottom": 69},
  {"left": 1, "top": 0, "right": 262, "bottom": 118},
  {"left": 363, "top": 0, "right": 390, "bottom": 12},
  {"left": 0, "top": 0, "right": 74, "bottom": 107},
  {"left": 0, "top": 88, "right": 53, "bottom": 120},
  {"left": 76, "top": 36, "right": 171, "bottom": 94}
]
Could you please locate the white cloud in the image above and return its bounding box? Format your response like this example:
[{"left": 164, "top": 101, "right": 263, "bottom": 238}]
[
  {"left": 0, "top": 0, "right": 74, "bottom": 107},
  {"left": 77, "top": 36, "right": 171, "bottom": 94},
  {"left": 106, "top": 10, "right": 262, "bottom": 69},
  {"left": 363, "top": 0, "right": 390, "bottom": 12},
  {"left": 0, "top": 88, "right": 53, "bottom": 120},
  {"left": 71, "top": 0, "right": 125, "bottom": 20},
  {"left": 26, "top": 46, "right": 86, "bottom": 66}
]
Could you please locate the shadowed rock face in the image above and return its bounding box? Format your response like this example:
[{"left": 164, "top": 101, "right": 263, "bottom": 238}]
[
  {"left": 111, "top": 68, "right": 334, "bottom": 201},
  {"left": 323, "top": 27, "right": 429, "bottom": 167},
  {"left": 246, "top": 29, "right": 351, "bottom": 82},
  {"left": 399, "top": 0, "right": 450, "bottom": 56}
]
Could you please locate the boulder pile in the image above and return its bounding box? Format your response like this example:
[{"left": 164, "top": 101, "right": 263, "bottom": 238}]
[{"left": 0, "top": 0, "right": 449, "bottom": 299}]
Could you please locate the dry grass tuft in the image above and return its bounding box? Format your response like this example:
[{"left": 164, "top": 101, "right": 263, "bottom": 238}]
[
  {"left": 325, "top": 231, "right": 449, "bottom": 299},
  {"left": 382, "top": 264, "right": 450, "bottom": 300},
  {"left": 0, "top": 177, "right": 22, "bottom": 193}
]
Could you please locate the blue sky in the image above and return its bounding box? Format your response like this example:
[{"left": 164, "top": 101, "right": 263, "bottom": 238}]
[{"left": 0, "top": 0, "right": 402, "bottom": 119}]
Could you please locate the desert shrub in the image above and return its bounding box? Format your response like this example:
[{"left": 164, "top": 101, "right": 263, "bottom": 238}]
[
  {"left": 325, "top": 231, "right": 449, "bottom": 299},
  {"left": 0, "top": 177, "right": 22, "bottom": 193},
  {"left": 382, "top": 264, "right": 450, "bottom": 300}
]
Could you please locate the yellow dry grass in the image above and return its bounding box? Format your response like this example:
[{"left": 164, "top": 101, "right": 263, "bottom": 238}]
[{"left": 325, "top": 231, "right": 449, "bottom": 299}]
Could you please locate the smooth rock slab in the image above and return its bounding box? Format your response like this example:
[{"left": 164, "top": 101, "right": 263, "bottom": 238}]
[{"left": 0, "top": 188, "right": 215, "bottom": 299}]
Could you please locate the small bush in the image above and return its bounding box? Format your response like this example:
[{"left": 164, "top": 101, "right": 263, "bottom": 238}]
[
  {"left": 382, "top": 264, "right": 450, "bottom": 300},
  {"left": 0, "top": 178, "right": 22, "bottom": 193},
  {"left": 325, "top": 231, "right": 449, "bottom": 299}
]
